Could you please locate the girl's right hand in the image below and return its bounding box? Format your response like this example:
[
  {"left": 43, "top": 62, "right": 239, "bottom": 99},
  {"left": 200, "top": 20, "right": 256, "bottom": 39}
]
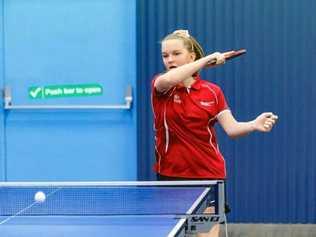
[
  {"left": 205, "top": 52, "right": 226, "bottom": 67},
  {"left": 205, "top": 50, "right": 240, "bottom": 68}
]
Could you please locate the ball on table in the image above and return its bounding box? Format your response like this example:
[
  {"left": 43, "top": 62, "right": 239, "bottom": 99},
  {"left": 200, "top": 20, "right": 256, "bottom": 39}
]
[{"left": 34, "top": 191, "right": 46, "bottom": 203}]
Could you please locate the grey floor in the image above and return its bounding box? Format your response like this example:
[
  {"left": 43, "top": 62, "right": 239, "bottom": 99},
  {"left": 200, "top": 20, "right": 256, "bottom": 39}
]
[{"left": 219, "top": 224, "right": 316, "bottom": 237}]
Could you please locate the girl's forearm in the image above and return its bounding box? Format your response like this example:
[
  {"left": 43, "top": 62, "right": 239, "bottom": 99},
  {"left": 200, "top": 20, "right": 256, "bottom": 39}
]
[
  {"left": 154, "top": 56, "right": 213, "bottom": 92},
  {"left": 226, "top": 121, "right": 256, "bottom": 138}
]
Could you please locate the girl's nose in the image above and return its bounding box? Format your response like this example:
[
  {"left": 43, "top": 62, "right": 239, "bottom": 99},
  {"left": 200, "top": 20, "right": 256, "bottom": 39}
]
[{"left": 167, "top": 55, "right": 174, "bottom": 62}]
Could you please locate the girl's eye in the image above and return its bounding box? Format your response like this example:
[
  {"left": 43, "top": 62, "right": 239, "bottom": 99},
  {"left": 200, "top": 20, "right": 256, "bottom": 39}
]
[{"left": 162, "top": 55, "right": 168, "bottom": 58}]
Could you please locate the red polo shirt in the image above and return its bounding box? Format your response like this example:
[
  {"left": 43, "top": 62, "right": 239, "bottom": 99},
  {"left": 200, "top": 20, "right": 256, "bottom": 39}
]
[{"left": 151, "top": 75, "right": 229, "bottom": 179}]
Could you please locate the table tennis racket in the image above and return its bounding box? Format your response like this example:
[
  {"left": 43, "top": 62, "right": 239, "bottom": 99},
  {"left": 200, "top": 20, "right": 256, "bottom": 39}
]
[{"left": 209, "top": 49, "right": 246, "bottom": 65}]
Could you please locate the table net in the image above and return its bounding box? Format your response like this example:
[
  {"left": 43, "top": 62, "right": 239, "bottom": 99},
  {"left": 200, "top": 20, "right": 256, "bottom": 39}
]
[{"left": 0, "top": 182, "right": 218, "bottom": 217}]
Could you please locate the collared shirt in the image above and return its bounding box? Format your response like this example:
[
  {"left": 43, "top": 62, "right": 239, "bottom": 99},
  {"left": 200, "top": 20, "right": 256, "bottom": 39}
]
[{"left": 151, "top": 74, "right": 229, "bottom": 179}]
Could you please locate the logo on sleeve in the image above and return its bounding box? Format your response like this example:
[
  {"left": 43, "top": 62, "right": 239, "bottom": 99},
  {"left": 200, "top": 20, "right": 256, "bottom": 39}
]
[
  {"left": 173, "top": 94, "right": 182, "bottom": 104},
  {"left": 200, "top": 100, "right": 215, "bottom": 107}
]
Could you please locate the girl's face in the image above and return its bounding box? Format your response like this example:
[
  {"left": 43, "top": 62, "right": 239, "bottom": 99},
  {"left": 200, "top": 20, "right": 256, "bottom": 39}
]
[{"left": 161, "top": 39, "right": 196, "bottom": 71}]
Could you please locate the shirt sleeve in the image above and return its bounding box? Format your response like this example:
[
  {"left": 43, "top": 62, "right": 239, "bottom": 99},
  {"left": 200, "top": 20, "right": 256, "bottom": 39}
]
[
  {"left": 216, "top": 87, "right": 229, "bottom": 114},
  {"left": 152, "top": 75, "right": 165, "bottom": 98},
  {"left": 151, "top": 77, "right": 157, "bottom": 97}
]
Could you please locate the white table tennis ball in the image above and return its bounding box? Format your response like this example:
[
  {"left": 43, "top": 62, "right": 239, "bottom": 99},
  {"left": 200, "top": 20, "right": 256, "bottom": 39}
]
[{"left": 34, "top": 191, "right": 46, "bottom": 203}]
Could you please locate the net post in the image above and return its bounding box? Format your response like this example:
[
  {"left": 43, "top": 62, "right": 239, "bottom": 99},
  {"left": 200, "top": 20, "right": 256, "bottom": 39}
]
[{"left": 217, "top": 180, "right": 225, "bottom": 223}]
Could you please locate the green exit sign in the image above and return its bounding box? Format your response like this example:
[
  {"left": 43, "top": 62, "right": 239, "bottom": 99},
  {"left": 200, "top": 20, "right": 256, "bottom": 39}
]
[{"left": 29, "top": 84, "right": 103, "bottom": 99}]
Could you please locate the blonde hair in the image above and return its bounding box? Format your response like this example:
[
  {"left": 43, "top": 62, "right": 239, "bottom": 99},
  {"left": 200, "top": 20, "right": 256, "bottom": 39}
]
[{"left": 161, "top": 30, "right": 205, "bottom": 61}]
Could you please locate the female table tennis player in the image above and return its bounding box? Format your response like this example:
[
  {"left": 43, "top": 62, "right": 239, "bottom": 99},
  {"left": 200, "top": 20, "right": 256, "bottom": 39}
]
[{"left": 151, "top": 29, "right": 278, "bottom": 237}]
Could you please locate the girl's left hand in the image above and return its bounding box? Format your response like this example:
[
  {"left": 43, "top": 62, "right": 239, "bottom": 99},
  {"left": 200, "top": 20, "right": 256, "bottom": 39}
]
[{"left": 253, "top": 112, "right": 278, "bottom": 132}]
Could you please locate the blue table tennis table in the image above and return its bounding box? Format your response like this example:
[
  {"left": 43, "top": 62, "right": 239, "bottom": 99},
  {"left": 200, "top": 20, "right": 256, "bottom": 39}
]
[{"left": 0, "top": 181, "right": 225, "bottom": 237}]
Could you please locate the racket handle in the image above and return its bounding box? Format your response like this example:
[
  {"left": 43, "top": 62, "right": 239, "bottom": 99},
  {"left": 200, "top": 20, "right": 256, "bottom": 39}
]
[
  {"left": 207, "top": 49, "right": 245, "bottom": 66},
  {"left": 207, "top": 50, "right": 236, "bottom": 65}
]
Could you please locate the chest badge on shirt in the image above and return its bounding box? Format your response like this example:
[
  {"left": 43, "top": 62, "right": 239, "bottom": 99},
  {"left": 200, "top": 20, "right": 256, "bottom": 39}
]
[
  {"left": 173, "top": 94, "right": 182, "bottom": 104},
  {"left": 200, "top": 100, "right": 215, "bottom": 107}
]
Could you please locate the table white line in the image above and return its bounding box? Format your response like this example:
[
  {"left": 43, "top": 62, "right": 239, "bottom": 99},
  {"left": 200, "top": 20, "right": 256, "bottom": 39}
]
[{"left": 0, "top": 180, "right": 221, "bottom": 187}]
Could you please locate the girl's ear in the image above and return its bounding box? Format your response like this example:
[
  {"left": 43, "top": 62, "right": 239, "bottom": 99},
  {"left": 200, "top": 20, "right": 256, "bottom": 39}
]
[{"left": 190, "top": 52, "right": 196, "bottom": 61}]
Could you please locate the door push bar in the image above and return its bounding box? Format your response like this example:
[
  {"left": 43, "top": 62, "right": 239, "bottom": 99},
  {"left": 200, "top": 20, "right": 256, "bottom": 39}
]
[{"left": 3, "top": 86, "right": 132, "bottom": 110}]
